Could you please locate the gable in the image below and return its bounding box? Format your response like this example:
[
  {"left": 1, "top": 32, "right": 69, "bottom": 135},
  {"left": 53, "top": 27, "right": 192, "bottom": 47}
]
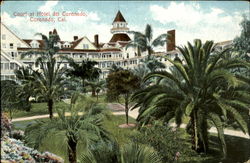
[
  {"left": 74, "top": 37, "right": 97, "bottom": 50},
  {"left": 1, "top": 23, "right": 30, "bottom": 48}
]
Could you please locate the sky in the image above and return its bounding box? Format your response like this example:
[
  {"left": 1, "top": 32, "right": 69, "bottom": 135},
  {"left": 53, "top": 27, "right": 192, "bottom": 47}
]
[{"left": 1, "top": 1, "right": 249, "bottom": 46}]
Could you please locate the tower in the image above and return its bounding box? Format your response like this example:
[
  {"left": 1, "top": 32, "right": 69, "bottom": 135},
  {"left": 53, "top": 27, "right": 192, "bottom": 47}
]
[{"left": 109, "top": 10, "right": 131, "bottom": 43}]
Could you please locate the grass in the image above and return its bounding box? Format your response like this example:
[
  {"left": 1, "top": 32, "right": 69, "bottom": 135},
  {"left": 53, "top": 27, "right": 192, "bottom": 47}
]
[
  {"left": 9, "top": 95, "right": 111, "bottom": 119},
  {"left": 7, "top": 101, "right": 69, "bottom": 119},
  {"left": 103, "top": 114, "right": 138, "bottom": 145}
]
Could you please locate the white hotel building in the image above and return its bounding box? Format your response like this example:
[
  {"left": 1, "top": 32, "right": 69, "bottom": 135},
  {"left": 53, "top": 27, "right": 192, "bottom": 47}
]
[{"left": 0, "top": 11, "right": 231, "bottom": 81}]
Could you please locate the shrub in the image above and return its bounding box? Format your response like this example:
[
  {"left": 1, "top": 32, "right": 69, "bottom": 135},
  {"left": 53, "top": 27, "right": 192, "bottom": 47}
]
[
  {"left": 1, "top": 113, "right": 12, "bottom": 137},
  {"left": 130, "top": 123, "right": 197, "bottom": 162}
]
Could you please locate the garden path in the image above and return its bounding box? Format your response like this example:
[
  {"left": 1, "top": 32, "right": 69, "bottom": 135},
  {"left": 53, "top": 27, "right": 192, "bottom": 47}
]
[{"left": 12, "top": 103, "right": 249, "bottom": 139}]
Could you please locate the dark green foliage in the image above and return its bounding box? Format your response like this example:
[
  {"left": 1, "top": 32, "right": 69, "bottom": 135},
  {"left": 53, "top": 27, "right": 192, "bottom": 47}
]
[
  {"left": 20, "top": 33, "right": 69, "bottom": 119},
  {"left": 66, "top": 59, "right": 101, "bottom": 91},
  {"left": 107, "top": 70, "right": 140, "bottom": 99},
  {"left": 130, "top": 123, "right": 196, "bottom": 162},
  {"left": 132, "top": 39, "right": 250, "bottom": 157},
  {"left": 107, "top": 70, "right": 140, "bottom": 124},
  {"left": 25, "top": 94, "right": 110, "bottom": 163},
  {"left": 1, "top": 80, "right": 31, "bottom": 118},
  {"left": 233, "top": 15, "right": 250, "bottom": 62},
  {"left": 81, "top": 141, "right": 162, "bottom": 163},
  {"left": 109, "top": 64, "right": 123, "bottom": 73}
]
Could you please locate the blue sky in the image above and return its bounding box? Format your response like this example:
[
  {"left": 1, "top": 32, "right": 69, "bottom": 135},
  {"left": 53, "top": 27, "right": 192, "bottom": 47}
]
[{"left": 1, "top": 1, "right": 249, "bottom": 46}]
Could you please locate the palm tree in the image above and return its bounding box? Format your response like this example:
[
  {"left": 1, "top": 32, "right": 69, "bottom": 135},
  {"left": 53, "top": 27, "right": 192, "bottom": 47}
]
[
  {"left": 1, "top": 80, "right": 23, "bottom": 119},
  {"left": 14, "top": 66, "right": 38, "bottom": 111},
  {"left": 25, "top": 94, "right": 110, "bottom": 163},
  {"left": 81, "top": 142, "right": 162, "bottom": 163},
  {"left": 127, "top": 24, "right": 168, "bottom": 58},
  {"left": 85, "top": 79, "right": 106, "bottom": 101},
  {"left": 142, "top": 56, "right": 166, "bottom": 72},
  {"left": 132, "top": 39, "right": 249, "bottom": 156},
  {"left": 66, "top": 59, "right": 101, "bottom": 92},
  {"left": 21, "top": 33, "right": 68, "bottom": 119}
]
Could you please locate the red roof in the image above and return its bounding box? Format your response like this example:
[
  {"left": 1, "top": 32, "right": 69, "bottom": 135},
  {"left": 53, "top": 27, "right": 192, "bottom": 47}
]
[
  {"left": 113, "top": 10, "right": 126, "bottom": 23},
  {"left": 109, "top": 33, "right": 131, "bottom": 43},
  {"left": 23, "top": 39, "right": 45, "bottom": 49}
]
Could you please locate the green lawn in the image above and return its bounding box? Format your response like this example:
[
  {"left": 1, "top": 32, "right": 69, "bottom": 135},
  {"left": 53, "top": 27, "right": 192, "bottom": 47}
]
[
  {"left": 9, "top": 95, "right": 110, "bottom": 119},
  {"left": 9, "top": 101, "right": 69, "bottom": 119}
]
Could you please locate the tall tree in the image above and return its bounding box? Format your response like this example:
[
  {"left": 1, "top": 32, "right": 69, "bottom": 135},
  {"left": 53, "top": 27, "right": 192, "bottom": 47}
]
[
  {"left": 132, "top": 39, "right": 249, "bottom": 156},
  {"left": 233, "top": 15, "right": 250, "bottom": 62},
  {"left": 127, "top": 24, "right": 168, "bottom": 58},
  {"left": 25, "top": 95, "right": 110, "bottom": 163},
  {"left": 85, "top": 79, "right": 106, "bottom": 101},
  {"left": 14, "top": 66, "right": 38, "bottom": 111},
  {"left": 21, "top": 32, "right": 68, "bottom": 119},
  {"left": 66, "top": 59, "right": 101, "bottom": 92},
  {"left": 107, "top": 70, "right": 140, "bottom": 124}
]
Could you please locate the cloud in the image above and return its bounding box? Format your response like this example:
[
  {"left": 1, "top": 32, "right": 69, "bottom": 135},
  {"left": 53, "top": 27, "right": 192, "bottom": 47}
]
[
  {"left": 150, "top": 2, "right": 244, "bottom": 45},
  {"left": 1, "top": 11, "right": 111, "bottom": 43},
  {"left": 38, "top": 1, "right": 59, "bottom": 12}
]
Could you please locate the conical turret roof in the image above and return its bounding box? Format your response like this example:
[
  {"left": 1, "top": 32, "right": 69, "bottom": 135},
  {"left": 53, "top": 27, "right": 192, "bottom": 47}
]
[{"left": 113, "top": 10, "right": 126, "bottom": 23}]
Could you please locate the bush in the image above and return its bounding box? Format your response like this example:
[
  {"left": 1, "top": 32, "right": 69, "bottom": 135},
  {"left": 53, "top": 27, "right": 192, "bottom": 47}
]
[
  {"left": 11, "top": 130, "right": 25, "bottom": 140},
  {"left": 130, "top": 123, "right": 197, "bottom": 162},
  {"left": 1, "top": 113, "right": 12, "bottom": 137}
]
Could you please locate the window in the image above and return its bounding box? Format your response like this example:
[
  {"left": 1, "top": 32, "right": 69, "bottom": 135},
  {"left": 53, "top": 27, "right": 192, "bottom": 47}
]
[
  {"left": 2, "top": 43, "right": 6, "bottom": 48},
  {"left": 10, "top": 43, "right": 14, "bottom": 49},
  {"left": 11, "top": 52, "right": 14, "bottom": 58},
  {"left": 4, "top": 63, "right": 9, "bottom": 70},
  {"left": 83, "top": 44, "right": 89, "bottom": 49},
  {"left": 10, "top": 63, "right": 15, "bottom": 69},
  {"left": 2, "top": 34, "right": 6, "bottom": 40}
]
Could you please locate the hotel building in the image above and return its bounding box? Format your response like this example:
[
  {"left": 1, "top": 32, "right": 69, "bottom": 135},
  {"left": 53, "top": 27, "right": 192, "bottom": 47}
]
[{"left": 0, "top": 11, "right": 231, "bottom": 80}]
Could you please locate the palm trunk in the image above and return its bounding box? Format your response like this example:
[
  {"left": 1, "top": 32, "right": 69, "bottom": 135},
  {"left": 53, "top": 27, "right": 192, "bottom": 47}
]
[
  {"left": 48, "top": 99, "right": 53, "bottom": 119},
  {"left": 68, "top": 138, "right": 77, "bottom": 163},
  {"left": 92, "top": 87, "right": 96, "bottom": 97},
  {"left": 96, "top": 92, "right": 99, "bottom": 101},
  {"left": 125, "top": 94, "right": 129, "bottom": 125},
  {"left": 82, "top": 79, "right": 86, "bottom": 93},
  {"left": 199, "top": 120, "right": 209, "bottom": 153},
  {"left": 190, "top": 111, "right": 208, "bottom": 153},
  {"left": 9, "top": 108, "right": 12, "bottom": 120},
  {"left": 194, "top": 112, "right": 199, "bottom": 151},
  {"left": 25, "top": 96, "right": 31, "bottom": 112}
]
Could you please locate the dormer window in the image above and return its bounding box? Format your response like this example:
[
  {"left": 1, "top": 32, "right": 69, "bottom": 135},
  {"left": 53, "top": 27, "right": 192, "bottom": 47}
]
[
  {"left": 83, "top": 44, "right": 89, "bottom": 49},
  {"left": 30, "top": 40, "right": 40, "bottom": 48},
  {"left": 31, "top": 43, "right": 38, "bottom": 48}
]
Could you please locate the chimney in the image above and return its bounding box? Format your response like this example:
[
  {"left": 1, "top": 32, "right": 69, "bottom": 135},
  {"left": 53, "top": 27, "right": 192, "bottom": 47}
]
[
  {"left": 94, "top": 34, "right": 99, "bottom": 48},
  {"left": 167, "top": 30, "right": 175, "bottom": 52},
  {"left": 73, "top": 36, "right": 78, "bottom": 41}
]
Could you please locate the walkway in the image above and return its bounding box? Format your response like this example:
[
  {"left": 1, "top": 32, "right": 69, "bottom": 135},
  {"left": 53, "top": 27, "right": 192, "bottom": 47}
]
[{"left": 12, "top": 103, "right": 249, "bottom": 139}]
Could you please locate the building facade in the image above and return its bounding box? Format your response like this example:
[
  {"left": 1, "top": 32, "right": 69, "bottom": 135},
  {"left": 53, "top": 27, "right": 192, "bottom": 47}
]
[{"left": 1, "top": 10, "right": 231, "bottom": 81}]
